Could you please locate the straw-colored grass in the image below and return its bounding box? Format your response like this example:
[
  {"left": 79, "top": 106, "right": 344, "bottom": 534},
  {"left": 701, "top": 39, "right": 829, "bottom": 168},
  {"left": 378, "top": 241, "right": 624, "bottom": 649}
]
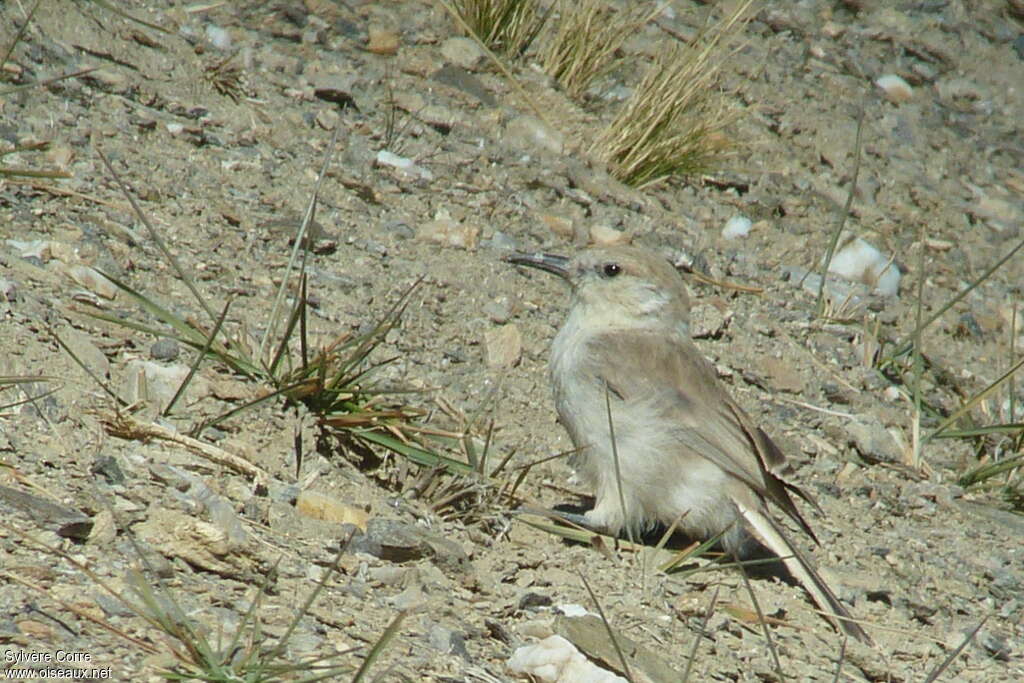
[
  {"left": 541, "top": 0, "right": 659, "bottom": 100},
  {"left": 448, "top": 0, "right": 548, "bottom": 57},
  {"left": 591, "top": 1, "right": 753, "bottom": 188}
]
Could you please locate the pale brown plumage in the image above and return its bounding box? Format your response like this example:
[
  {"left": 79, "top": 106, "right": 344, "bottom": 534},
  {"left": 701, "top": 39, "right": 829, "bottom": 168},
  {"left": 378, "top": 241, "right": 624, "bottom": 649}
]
[{"left": 510, "top": 245, "right": 872, "bottom": 645}]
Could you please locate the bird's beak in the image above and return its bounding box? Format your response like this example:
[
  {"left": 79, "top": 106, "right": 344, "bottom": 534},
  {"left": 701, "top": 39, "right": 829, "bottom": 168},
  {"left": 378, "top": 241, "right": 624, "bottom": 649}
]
[{"left": 506, "top": 252, "right": 571, "bottom": 280}]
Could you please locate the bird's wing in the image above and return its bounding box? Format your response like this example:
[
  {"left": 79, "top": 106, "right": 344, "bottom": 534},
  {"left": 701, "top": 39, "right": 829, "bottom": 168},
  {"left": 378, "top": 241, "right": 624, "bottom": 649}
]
[{"left": 579, "top": 329, "right": 819, "bottom": 540}]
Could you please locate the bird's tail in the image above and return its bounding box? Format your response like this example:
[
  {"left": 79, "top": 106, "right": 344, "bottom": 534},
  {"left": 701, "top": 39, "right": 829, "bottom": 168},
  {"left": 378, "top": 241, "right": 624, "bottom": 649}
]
[{"left": 737, "top": 502, "right": 874, "bottom": 646}]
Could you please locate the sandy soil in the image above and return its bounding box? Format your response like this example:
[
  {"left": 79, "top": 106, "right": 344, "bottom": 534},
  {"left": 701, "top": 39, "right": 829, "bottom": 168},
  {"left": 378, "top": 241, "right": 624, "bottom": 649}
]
[{"left": 1, "top": 1, "right": 1022, "bottom": 680}]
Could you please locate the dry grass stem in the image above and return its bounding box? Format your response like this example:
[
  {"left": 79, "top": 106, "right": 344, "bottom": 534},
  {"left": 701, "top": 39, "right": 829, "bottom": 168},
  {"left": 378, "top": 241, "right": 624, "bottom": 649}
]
[{"left": 95, "top": 409, "right": 270, "bottom": 484}]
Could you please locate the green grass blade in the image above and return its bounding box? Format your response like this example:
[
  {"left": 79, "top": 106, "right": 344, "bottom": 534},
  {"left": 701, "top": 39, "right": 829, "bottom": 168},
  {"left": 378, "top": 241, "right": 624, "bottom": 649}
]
[
  {"left": 51, "top": 330, "right": 125, "bottom": 405},
  {"left": 927, "top": 356, "right": 1024, "bottom": 443},
  {"left": 89, "top": 269, "right": 264, "bottom": 380},
  {"left": 350, "top": 610, "right": 407, "bottom": 683},
  {"left": 96, "top": 148, "right": 219, "bottom": 327},
  {"left": 164, "top": 298, "right": 232, "bottom": 417},
  {"left": 261, "top": 127, "right": 341, "bottom": 361},
  {"left": 816, "top": 106, "right": 864, "bottom": 317},
  {"left": 354, "top": 429, "right": 474, "bottom": 475},
  {"left": 578, "top": 570, "right": 634, "bottom": 683},
  {"left": 2, "top": 0, "right": 40, "bottom": 69},
  {"left": 883, "top": 237, "right": 1024, "bottom": 366},
  {"left": 958, "top": 454, "right": 1024, "bottom": 488},
  {"left": 932, "top": 424, "right": 1024, "bottom": 439},
  {"left": 268, "top": 277, "right": 306, "bottom": 379}
]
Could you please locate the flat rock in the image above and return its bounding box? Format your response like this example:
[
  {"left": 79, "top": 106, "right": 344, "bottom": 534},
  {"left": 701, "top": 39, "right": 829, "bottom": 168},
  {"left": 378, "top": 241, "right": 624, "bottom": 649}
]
[{"left": 484, "top": 323, "right": 522, "bottom": 368}]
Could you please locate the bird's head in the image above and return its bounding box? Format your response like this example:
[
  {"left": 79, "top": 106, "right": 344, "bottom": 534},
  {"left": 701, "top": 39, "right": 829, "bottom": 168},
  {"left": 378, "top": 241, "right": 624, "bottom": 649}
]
[{"left": 509, "top": 245, "right": 691, "bottom": 334}]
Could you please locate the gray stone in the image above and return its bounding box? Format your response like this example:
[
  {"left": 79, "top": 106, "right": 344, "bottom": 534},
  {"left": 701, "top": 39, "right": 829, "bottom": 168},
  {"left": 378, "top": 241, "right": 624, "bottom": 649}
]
[
  {"left": 150, "top": 338, "right": 180, "bottom": 361},
  {"left": 504, "top": 115, "right": 564, "bottom": 155},
  {"left": 484, "top": 323, "right": 522, "bottom": 368},
  {"left": 846, "top": 416, "right": 902, "bottom": 464},
  {"left": 440, "top": 37, "right": 486, "bottom": 70}
]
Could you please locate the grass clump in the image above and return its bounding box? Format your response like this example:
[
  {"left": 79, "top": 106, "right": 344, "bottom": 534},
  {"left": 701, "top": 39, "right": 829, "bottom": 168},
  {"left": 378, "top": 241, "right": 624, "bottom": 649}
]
[
  {"left": 540, "top": 0, "right": 658, "bottom": 100},
  {"left": 591, "top": 1, "right": 753, "bottom": 188},
  {"left": 74, "top": 142, "right": 474, "bottom": 483},
  {"left": 448, "top": 0, "right": 549, "bottom": 57},
  {"left": 2, "top": 523, "right": 404, "bottom": 681}
]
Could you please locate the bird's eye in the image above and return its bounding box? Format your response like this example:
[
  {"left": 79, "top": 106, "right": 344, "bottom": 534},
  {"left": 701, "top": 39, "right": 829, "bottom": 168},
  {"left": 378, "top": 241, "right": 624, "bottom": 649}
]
[{"left": 602, "top": 263, "right": 621, "bottom": 277}]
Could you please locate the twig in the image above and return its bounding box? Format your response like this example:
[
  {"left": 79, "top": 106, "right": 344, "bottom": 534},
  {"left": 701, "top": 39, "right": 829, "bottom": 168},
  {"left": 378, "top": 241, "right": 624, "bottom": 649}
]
[{"left": 95, "top": 409, "right": 269, "bottom": 484}]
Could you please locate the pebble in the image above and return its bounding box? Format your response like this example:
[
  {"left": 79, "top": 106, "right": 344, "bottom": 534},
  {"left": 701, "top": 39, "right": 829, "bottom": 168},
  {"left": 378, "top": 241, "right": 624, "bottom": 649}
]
[
  {"left": 689, "top": 302, "right": 730, "bottom": 339},
  {"left": 122, "top": 359, "right": 209, "bottom": 409},
  {"left": 845, "top": 415, "right": 903, "bottom": 464},
  {"left": 508, "top": 635, "right": 627, "bottom": 683},
  {"left": 484, "top": 324, "right": 522, "bottom": 368},
  {"left": 875, "top": 74, "right": 913, "bottom": 103},
  {"left": 85, "top": 69, "right": 129, "bottom": 92},
  {"left": 781, "top": 265, "right": 865, "bottom": 307},
  {"left": 484, "top": 230, "right": 518, "bottom": 252},
  {"left": 440, "top": 36, "right": 486, "bottom": 70},
  {"left": 966, "top": 185, "right": 1022, "bottom": 233},
  {"left": 538, "top": 212, "right": 575, "bottom": 239},
  {"left": 205, "top": 24, "right": 232, "bottom": 50},
  {"left": 295, "top": 490, "right": 369, "bottom": 529},
  {"left": 150, "top": 338, "right": 180, "bottom": 361},
  {"left": 432, "top": 64, "right": 496, "bottom": 106},
  {"left": 588, "top": 224, "right": 629, "bottom": 246},
  {"left": 383, "top": 220, "right": 415, "bottom": 240},
  {"left": 86, "top": 509, "right": 117, "bottom": 545},
  {"left": 366, "top": 26, "right": 400, "bottom": 55},
  {"left": 828, "top": 238, "right": 901, "bottom": 297},
  {"left": 66, "top": 265, "right": 119, "bottom": 299},
  {"left": 90, "top": 455, "right": 127, "bottom": 485},
  {"left": 1014, "top": 34, "right": 1024, "bottom": 61},
  {"left": 347, "top": 518, "right": 429, "bottom": 564},
  {"left": 376, "top": 149, "right": 433, "bottom": 181},
  {"left": 7, "top": 239, "right": 51, "bottom": 261},
  {"left": 483, "top": 297, "right": 513, "bottom": 324},
  {"left": 135, "top": 508, "right": 252, "bottom": 579},
  {"left": 416, "top": 214, "right": 480, "bottom": 250},
  {"left": 0, "top": 278, "right": 17, "bottom": 302},
  {"left": 504, "top": 115, "right": 564, "bottom": 155},
  {"left": 721, "top": 214, "right": 752, "bottom": 239},
  {"left": 762, "top": 356, "right": 805, "bottom": 394},
  {"left": 0, "top": 484, "right": 93, "bottom": 541}
]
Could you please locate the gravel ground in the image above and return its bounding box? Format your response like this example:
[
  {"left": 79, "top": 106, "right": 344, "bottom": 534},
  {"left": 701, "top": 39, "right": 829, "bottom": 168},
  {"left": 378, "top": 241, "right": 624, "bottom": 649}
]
[{"left": 1, "top": 1, "right": 1022, "bottom": 681}]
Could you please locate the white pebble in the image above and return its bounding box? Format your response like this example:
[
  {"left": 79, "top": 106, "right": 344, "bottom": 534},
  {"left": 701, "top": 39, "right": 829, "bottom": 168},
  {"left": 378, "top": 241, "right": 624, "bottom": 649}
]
[
  {"left": 504, "top": 115, "right": 564, "bottom": 155},
  {"left": 376, "top": 150, "right": 433, "bottom": 181},
  {"left": 508, "top": 635, "right": 627, "bottom": 683},
  {"left": 556, "top": 604, "right": 590, "bottom": 617},
  {"left": 205, "top": 24, "right": 232, "bottom": 50},
  {"left": 722, "top": 214, "right": 752, "bottom": 240},
  {"left": 875, "top": 74, "right": 913, "bottom": 103},
  {"left": 828, "top": 237, "right": 901, "bottom": 297}
]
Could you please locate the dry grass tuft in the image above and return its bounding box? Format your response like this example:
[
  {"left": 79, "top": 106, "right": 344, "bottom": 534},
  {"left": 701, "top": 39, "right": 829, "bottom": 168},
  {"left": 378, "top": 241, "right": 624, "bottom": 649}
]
[
  {"left": 449, "top": 0, "right": 549, "bottom": 57},
  {"left": 541, "top": 0, "right": 658, "bottom": 100},
  {"left": 591, "top": 1, "right": 753, "bottom": 188}
]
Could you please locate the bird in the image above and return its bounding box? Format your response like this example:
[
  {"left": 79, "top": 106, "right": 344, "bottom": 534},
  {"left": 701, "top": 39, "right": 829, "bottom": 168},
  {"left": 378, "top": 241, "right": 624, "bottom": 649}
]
[{"left": 508, "top": 244, "right": 872, "bottom": 645}]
